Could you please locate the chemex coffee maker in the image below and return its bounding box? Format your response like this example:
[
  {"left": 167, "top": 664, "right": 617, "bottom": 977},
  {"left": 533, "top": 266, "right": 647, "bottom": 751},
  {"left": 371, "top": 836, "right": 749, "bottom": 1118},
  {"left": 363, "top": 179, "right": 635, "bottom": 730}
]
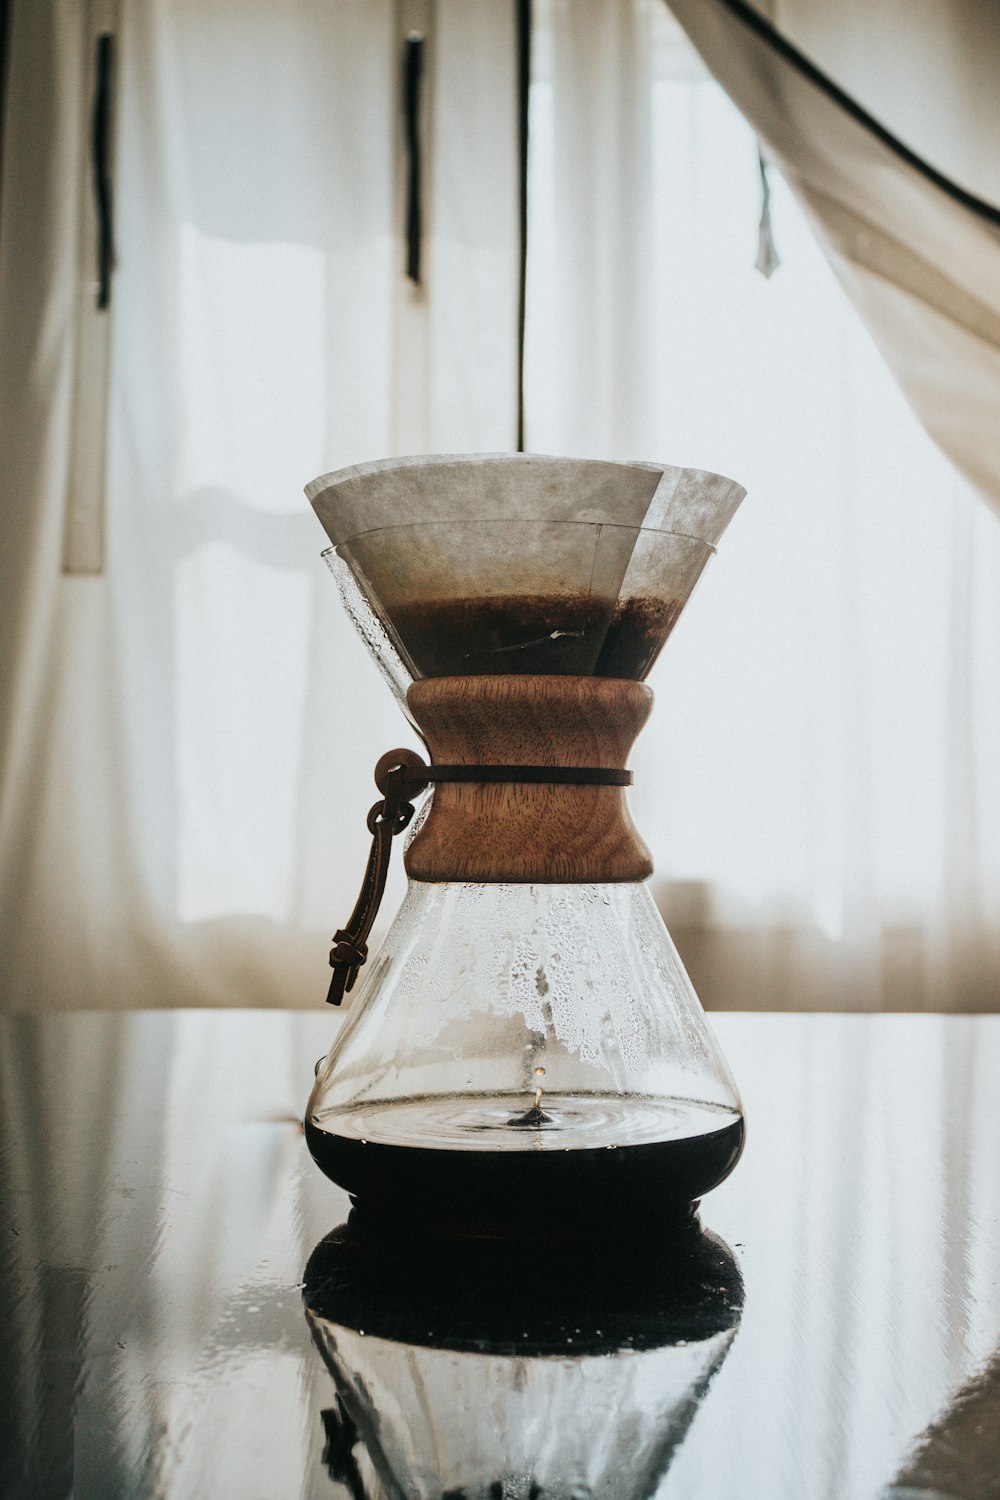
[{"left": 304, "top": 455, "right": 746, "bottom": 1238}]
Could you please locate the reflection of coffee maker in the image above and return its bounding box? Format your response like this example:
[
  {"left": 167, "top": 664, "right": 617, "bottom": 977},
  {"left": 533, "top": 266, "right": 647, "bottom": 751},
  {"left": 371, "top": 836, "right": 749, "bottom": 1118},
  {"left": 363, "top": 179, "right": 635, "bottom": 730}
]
[
  {"left": 304, "top": 455, "right": 747, "bottom": 1237},
  {"left": 304, "top": 1222, "right": 744, "bottom": 1500}
]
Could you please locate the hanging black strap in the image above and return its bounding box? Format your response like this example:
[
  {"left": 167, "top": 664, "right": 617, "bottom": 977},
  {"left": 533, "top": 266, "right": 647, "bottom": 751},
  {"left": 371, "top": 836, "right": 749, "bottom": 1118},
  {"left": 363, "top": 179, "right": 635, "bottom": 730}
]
[
  {"left": 91, "top": 31, "right": 116, "bottom": 310},
  {"left": 402, "top": 33, "right": 425, "bottom": 285},
  {"left": 516, "top": 0, "right": 532, "bottom": 450},
  {"left": 325, "top": 748, "right": 633, "bottom": 1004}
]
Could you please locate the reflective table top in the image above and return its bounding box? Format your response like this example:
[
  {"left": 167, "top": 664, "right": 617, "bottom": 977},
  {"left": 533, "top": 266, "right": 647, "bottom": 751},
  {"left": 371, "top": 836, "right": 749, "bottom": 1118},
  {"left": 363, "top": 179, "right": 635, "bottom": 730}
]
[{"left": 1, "top": 1011, "right": 998, "bottom": 1500}]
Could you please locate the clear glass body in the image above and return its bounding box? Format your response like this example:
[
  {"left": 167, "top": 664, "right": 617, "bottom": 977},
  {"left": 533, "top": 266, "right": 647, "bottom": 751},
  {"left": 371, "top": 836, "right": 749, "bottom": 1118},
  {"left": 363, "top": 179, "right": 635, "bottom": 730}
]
[{"left": 306, "top": 880, "right": 744, "bottom": 1233}]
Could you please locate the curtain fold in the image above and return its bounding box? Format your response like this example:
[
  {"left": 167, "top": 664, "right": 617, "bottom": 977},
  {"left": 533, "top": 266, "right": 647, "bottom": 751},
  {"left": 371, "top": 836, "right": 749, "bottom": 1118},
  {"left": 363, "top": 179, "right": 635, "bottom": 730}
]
[
  {"left": 757, "top": 0, "right": 1000, "bottom": 211},
  {"left": 663, "top": 0, "right": 1000, "bottom": 512}
]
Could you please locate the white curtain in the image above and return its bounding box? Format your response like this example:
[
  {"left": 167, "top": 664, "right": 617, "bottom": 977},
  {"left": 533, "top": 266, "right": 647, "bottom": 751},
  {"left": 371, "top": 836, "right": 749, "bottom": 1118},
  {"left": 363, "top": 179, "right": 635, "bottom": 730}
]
[
  {"left": 664, "top": 0, "right": 1000, "bottom": 512},
  {"left": 754, "top": 0, "right": 1000, "bottom": 209},
  {"left": 0, "top": 0, "right": 519, "bottom": 1010},
  {"left": 525, "top": 0, "right": 1000, "bottom": 1010},
  {"left": 2, "top": 0, "right": 999, "bottom": 1014}
]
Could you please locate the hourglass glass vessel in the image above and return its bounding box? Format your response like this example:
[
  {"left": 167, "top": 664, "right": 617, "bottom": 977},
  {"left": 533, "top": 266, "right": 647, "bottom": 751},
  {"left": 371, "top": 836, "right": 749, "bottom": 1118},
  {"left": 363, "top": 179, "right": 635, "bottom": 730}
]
[{"left": 305, "top": 454, "right": 747, "bottom": 1238}]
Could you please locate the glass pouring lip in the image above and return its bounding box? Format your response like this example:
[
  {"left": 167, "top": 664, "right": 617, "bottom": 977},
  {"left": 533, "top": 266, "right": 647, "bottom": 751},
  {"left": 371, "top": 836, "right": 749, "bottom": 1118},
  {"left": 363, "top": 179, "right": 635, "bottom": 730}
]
[{"left": 321, "top": 519, "right": 718, "bottom": 556}]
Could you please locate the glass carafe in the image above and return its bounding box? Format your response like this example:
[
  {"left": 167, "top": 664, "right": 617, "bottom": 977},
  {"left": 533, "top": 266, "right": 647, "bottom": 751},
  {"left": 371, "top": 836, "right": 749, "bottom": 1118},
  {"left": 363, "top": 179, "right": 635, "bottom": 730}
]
[{"left": 305, "top": 455, "right": 747, "bottom": 1237}]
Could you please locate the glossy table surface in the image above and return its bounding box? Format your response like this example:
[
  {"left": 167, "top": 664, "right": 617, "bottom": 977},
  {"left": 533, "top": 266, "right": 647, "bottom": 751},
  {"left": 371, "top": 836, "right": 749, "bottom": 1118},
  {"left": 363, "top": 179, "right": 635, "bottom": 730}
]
[{"left": 2, "top": 1010, "right": 999, "bottom": 1500}]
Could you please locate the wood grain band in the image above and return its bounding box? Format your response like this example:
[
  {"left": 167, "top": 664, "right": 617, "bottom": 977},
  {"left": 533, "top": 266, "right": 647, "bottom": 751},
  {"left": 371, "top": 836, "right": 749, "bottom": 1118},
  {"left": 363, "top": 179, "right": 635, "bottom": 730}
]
[{"left": 404, "top": 675, "right": 654, "bottom": 883}]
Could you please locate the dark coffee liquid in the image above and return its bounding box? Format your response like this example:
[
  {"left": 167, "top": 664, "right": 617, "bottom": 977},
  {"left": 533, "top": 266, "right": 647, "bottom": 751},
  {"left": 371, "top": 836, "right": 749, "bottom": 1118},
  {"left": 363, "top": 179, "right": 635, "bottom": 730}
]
[
  {"left": 305, "top": 1113, "right": 744, "bottom": 1239},
  {"left": 388, "top": 593, "right": 682, "bottom": 680}
]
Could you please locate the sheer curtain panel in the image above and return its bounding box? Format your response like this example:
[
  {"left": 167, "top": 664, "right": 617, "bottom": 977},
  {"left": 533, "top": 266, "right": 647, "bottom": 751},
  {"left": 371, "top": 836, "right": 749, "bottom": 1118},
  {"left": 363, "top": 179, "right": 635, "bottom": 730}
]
[
  {"left": 0, "top": 0, "right": 520, "bottom": 1011},
  {"left": 3, "top": 0, "right": 999, "bottom": 1016},
  {"left": 524, "top": 0, "right": 1000, "bottom": 1011},
  {"left": 664, "top": 0, "right": 1000, "bottom": 512}
]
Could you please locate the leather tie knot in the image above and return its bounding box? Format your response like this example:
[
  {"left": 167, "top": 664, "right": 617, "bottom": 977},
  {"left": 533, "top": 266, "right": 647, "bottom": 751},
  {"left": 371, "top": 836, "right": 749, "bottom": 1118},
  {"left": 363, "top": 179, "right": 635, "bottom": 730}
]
[{"left": 329, "top": 933, "right": 368, "bottom": 970}]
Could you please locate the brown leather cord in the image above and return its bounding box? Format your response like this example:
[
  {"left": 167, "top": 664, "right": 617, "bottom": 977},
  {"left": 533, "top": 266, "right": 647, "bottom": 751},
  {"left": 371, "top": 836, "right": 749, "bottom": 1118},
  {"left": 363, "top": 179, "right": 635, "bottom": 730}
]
[
  {"left": 325, "top": 757, "right": 419, "bottom": 1006},
  {"left": 379, "top": 761, "right": 634, "bottom": 795},
  {"left": 325, "top": 748, "right": 634, "bottom": 1005}
]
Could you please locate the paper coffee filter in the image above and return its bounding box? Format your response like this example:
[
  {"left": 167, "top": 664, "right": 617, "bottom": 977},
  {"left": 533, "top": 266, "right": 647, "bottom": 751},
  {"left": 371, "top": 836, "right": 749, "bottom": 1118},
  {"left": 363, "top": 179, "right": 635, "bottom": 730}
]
[{"left": 308, "top": 454, "right": 743, "bottom": 544}]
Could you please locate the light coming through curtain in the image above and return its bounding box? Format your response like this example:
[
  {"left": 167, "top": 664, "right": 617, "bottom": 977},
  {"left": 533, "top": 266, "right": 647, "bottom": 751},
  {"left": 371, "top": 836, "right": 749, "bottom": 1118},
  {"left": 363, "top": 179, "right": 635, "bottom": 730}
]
[
  {"left": 525, "top": 0, "right": 1000, "bottom": 1011},
  {"left": 0, "top": 0, "right": 520, "bottom": 1010},
  {"left": 1, "top": 0, "right": 999, "bottom": 1013}
]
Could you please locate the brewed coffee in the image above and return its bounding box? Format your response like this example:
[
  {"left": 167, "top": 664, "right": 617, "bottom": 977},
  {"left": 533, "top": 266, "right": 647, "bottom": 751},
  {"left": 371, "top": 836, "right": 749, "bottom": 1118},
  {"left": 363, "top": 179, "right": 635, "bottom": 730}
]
[
  {"left": 387, "top": 594, "right": 682, "bottom": 679},
  {"left": 305, "top": 1094, "right": 744, "bottom": 1238}
]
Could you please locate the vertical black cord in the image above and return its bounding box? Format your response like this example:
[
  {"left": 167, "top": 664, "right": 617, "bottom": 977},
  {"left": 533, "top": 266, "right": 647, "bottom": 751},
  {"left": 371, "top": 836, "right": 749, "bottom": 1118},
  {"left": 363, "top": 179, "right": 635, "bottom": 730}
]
[
  {"left": 516, "top": 0, "right": 531, "bottom": 452},
  {"left": 92, "top": 31, "right": 116, "bottom": 310},
  {"left": 402, "top": 33, "right": 425, "bottom": 285},
  {"left": 0, "top": 0, "right": 13, "bottom": 238}
]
